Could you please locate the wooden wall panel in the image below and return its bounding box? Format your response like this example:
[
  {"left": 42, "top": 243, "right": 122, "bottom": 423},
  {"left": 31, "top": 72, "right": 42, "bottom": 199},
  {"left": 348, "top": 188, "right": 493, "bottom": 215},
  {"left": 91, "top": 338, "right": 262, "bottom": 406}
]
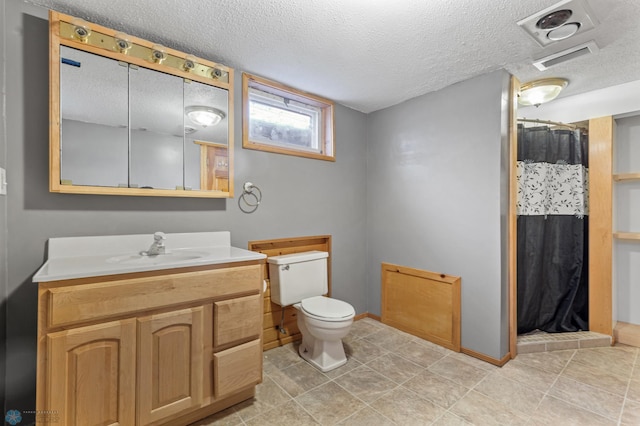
[
  {"left": 381, "top": 263, "right": 461, "bottom": 352},
  {"left": 589, "top": 116, "right": 614, "bottom": 336},
  {"left": 249, "top": 235, "right": 331, "bottom": 350}
]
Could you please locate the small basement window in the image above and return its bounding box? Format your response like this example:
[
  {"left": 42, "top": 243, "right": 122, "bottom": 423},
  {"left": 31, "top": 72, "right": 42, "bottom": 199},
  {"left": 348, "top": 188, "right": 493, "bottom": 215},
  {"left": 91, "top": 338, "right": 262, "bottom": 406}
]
[{"left": 242, "top": 73, "right": 335, "bottom": 161}]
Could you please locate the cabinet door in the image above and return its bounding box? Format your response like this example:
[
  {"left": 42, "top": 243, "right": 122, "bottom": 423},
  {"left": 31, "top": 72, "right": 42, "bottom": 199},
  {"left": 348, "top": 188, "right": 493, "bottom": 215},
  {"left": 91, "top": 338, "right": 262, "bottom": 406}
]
[
  {"left": 47, "top": 319, "right": 136, "bottom": 426},
  {"left": 213, "top": 339, "right": 262, "bottom": 398},
  {"left": 137, "top": 307, "right": 204, "bottom": 425}
]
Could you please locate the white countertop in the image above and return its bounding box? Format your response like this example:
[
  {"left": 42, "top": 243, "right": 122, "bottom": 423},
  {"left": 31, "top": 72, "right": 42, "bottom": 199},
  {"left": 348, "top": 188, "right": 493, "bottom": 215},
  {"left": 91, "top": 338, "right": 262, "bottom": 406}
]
[{"left": 33, "top": 231, "right": 266, "bottom": 282}]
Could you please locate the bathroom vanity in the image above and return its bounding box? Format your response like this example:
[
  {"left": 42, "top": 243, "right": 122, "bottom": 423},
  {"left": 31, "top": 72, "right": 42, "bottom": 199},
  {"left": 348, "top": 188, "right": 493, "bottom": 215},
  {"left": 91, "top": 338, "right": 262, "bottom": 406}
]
[{"left": 33, "top": 232, "right": 266, "bottom": 425}]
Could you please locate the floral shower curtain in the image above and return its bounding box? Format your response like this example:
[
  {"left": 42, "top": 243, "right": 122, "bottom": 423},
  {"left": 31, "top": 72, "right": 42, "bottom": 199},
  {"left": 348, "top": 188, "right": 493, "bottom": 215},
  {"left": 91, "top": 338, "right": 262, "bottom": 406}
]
[{"left": 517, "top": 125, "right": 589, "bottom": 334}]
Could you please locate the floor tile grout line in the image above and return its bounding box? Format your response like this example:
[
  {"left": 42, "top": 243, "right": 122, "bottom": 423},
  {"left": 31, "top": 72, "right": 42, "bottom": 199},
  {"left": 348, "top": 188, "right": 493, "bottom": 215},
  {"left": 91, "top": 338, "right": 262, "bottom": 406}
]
[
  {"left": 617, "top": 347, "right": 640, "bottom": 426},
  {"left": 528, "top": 349, "right": 633, "bottom": 423},
  {"left": 281, "top": 356, "right": 400, "bottom": 424},
  {"left": 540, "top": 393, "right": 625, "bottom": 425},
  {"left": 339, "top": 404, "right": 398, "bottom": 426},
  {"left": 360, "top": 357, "right": 424, "bottom": 387},
  {"left": 466, "top": 366, "right": 534, "bottom": 423},
  {"left": 393, "top": 339, "right": 484, "bottom": 412},
  {"left": 231, "top": 375, "right": 294, "bottom": 423},
  {"left": 332, "top": 377, "right": 403, "bottom": 421},
  {"left": 290, "top": 397, "right": 324, "bottom": 425},
  {"left": 399, "top": 378, "right": 465, "bottom": 423},
  {"left": 470, "top": 371, "right": 541, "bottom": 422},
  {"left": 385, "top": 348, "right": 448, "bottom": 373},
  {"left": 527, "top": 348, "right": 577, "bottom": 417},
  {"left": 264, "top": 376, "right": 325, "bottom": 424}
]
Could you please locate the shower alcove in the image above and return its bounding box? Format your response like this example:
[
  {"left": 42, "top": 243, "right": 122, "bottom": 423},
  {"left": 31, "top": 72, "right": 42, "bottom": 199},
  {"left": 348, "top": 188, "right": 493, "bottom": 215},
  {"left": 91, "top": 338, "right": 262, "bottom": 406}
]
[{"left": 508, "top": 81, "right": 615, "bottom": 355}]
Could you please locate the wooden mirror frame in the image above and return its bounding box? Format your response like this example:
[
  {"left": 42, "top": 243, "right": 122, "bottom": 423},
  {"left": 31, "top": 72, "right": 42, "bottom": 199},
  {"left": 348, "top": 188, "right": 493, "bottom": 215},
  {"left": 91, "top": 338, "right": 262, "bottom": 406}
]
[{"left": 49, "top": 11, "right": 235, "bottom": 198}]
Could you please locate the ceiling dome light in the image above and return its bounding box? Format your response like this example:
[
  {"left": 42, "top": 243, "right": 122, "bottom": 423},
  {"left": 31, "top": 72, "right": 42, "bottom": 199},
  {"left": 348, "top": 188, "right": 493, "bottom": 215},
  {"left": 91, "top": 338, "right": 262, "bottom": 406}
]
[
  {"left": 547, "top": 22, "right": 580, "bottom": 41},
  {"left": 185, "top": 106, "right": 225, "bottom": 127},
  {"left": 518, "top": 78, "right": 569, "bottom": 107}
]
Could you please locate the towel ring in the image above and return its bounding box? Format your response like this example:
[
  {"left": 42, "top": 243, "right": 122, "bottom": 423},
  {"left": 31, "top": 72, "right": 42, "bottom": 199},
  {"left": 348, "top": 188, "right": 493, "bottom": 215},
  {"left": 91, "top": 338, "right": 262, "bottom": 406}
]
[{"left": 239, "top": 182, "right": 262, "bottom": 213}]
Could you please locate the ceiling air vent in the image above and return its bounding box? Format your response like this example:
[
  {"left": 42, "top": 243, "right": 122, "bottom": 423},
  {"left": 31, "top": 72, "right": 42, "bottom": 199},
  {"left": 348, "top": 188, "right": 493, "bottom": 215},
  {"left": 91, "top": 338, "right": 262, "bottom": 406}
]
[
  {"left": 517, "top": 0, "right": 598, "bottom": 47},
  {"left": 533, "top": 41, "right": 599, "bottom": 70}
]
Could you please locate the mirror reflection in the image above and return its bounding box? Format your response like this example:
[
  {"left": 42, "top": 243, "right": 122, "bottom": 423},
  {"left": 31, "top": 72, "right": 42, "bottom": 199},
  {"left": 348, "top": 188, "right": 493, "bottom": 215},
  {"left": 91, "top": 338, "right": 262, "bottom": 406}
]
[
  {"left": 54, "top": 16, "right": 233, "bottom": 198},
  {"left": 184, "top": 80, "right": 229, "bottom": 191},
  {"left": 60, "top": 46, "right": 128, "bottom": 187},
  {"left": 129, "top": 66, "right": 184, "bottom": 190}
]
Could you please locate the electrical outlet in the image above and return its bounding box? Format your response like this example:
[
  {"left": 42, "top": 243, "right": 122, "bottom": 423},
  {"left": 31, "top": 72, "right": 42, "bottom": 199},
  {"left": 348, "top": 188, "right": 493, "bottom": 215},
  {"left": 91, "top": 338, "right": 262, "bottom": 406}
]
[{"left": 0, "top": 167, "right": 6, "bottom": 195}]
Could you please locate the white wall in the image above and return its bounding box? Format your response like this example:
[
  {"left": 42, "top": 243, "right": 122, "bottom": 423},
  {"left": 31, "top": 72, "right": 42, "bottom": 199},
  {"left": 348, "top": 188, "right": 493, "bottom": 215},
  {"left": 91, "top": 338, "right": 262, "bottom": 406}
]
[
  {"left": 0, "top": 0, "right": 8, "bottom": 409},
  {"left": 519, "top": 79, "right": 640, "bottom": 123},
  {"left": 366, "top": 70, "right": 512, "bottom": 360},
  {"left": 614, "top": 115, "right": 640, "bottom": 324}
]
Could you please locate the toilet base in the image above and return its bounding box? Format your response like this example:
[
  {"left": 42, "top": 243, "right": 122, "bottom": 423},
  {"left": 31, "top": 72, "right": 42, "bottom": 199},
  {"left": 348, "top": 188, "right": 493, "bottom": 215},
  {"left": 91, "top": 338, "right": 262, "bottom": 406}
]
[{"left": 298, "top": 338, "right": 348, "bottom": 372}]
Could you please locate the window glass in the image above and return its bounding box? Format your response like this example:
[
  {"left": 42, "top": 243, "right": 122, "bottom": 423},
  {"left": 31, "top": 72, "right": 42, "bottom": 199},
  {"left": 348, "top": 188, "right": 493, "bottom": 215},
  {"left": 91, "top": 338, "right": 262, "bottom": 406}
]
[{"left": 242, "top": 74, "right": 334, "bottom": 161}]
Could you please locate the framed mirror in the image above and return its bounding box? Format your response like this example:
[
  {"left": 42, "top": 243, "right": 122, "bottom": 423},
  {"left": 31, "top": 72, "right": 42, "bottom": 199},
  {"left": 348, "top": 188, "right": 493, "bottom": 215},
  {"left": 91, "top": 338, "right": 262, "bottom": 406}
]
[{"left": 50, "top": 11, "right": 234, "bottom": 198}]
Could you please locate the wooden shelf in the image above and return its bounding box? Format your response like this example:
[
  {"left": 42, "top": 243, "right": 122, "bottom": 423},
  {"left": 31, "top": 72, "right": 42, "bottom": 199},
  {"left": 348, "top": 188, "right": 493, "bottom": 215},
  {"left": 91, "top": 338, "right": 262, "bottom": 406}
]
[
  {"left": 613, "top": 173, "right": 640, "bottom": 182},
  {"left": 614, "top": 232, "right": 640, "bottom": 241}
]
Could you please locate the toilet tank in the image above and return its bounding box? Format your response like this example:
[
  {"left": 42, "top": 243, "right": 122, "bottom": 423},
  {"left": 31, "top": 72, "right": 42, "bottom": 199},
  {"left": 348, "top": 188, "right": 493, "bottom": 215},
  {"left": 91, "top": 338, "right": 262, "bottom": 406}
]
[{"left": 267, "top": 251, "right": 329, "bottom": 306}]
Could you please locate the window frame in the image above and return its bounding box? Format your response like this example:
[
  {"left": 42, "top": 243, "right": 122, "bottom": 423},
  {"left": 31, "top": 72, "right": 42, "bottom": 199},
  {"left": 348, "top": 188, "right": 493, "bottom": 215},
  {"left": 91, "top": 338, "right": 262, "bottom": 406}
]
[{"left": 242, "top": 73, "right": 335, "bottom": 161}]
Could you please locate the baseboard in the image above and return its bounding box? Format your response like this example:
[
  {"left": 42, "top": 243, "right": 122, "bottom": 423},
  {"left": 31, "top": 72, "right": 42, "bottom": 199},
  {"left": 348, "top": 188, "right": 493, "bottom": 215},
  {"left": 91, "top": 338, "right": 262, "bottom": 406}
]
[
  {"left": 351, "top": 312, "right": 382, "bottom": 321},
  {"left": 354, "top": 312, "right": 369, "bottom": 321},
  {"left": 461, "top": 347, "right": 511, "bottom": 367},
  {"left": 614, "top": 321, "right": 640, "bottom": 347}
]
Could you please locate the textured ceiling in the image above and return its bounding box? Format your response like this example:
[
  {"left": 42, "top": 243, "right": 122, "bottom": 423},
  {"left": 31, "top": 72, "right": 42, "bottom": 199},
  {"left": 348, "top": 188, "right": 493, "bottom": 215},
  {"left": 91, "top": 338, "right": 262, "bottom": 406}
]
[{"left": 25, "top": 0, "right": 640, "bottom": 113}]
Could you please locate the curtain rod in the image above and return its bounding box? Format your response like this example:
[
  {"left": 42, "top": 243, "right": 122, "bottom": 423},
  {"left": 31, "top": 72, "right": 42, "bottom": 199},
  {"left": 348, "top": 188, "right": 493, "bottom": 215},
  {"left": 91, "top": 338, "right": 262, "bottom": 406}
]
[{"left": 517, "top": 117, "right": 577, "bottom": 130}]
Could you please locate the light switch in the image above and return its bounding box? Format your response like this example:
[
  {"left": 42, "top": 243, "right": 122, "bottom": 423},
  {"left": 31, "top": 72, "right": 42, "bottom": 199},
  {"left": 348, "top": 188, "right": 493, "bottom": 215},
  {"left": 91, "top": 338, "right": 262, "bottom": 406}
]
[{"left": 0, "top": 167, "right": 6, "bottom": 195}]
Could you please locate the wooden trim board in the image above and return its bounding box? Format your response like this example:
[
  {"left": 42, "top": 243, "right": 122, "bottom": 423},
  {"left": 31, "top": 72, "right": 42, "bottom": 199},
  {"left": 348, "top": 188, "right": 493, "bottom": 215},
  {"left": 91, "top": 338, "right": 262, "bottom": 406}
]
[
  {"left": 461, "top": 347, "right": 511, "bottom": 367},
  {"left": 588, "top": 116, "right": 614, "bottom": 336},
  {"left": 614, "top": 232, "right": 640, "bottom": 241},
  {"left": 508, "top": 76, "right": 520, "bottom": 359},
  {"left": 614, "top": 322, "right": 640, "bottom": 347},
  {"left": 381, "top": 263, "right": 461, "bottom": 352}
]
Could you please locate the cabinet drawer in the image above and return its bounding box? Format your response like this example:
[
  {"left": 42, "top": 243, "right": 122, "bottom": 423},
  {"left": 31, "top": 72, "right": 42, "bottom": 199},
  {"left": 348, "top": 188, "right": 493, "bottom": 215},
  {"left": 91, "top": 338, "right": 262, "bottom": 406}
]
[
  {"left": 47, "top": 264, "right": 261, "bottom": 328},
  {"left": 214, "top": 294, "right": 261, "bottom": 348},
  {"left": 213, "top": 339, "right": 262, "bottom": 398}
]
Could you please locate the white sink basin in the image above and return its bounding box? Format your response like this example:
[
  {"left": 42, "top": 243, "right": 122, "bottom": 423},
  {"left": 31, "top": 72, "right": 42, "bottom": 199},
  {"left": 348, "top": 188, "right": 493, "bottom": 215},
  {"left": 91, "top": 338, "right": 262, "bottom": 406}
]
[
  {"left": 33, "top": 232, "right": 268, "bottom": 282},
  {"left": 106, "top": 250, "right": 209, "bottom": 266}
]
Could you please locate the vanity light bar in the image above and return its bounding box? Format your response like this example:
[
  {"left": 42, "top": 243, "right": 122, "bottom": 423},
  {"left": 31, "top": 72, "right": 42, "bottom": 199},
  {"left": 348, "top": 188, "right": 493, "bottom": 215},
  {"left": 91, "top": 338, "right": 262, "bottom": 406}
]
[{"left": 58, "top": 20, "right": 230, "bottom": 84}]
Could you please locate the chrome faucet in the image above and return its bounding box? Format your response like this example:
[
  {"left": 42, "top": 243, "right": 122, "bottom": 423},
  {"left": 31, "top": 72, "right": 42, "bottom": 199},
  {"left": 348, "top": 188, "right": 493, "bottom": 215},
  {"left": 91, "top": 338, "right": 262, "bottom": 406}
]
[{"left": 141, "top": 232, "right": 166, "bottom": 256}]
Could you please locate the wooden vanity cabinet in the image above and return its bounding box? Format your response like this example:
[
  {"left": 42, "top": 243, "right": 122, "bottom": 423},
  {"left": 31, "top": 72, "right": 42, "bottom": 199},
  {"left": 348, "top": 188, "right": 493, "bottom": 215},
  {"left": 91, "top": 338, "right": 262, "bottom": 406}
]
[{"left": 36, "top": 261, "right": 264, "bottom": 426}]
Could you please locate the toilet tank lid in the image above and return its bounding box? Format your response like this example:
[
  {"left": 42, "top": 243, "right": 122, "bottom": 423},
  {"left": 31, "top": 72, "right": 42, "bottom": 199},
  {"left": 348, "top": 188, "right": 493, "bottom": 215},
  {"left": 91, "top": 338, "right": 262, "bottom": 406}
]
[{"left": 267, "top": 250, "right": 328, "bottom": 264}]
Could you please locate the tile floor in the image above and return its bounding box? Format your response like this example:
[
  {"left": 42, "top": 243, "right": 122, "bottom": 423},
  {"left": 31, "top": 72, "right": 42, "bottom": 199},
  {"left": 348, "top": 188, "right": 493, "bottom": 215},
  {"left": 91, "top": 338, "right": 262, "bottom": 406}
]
[{"left": 191, "top": 318, "right": 640, "bottom": 425}]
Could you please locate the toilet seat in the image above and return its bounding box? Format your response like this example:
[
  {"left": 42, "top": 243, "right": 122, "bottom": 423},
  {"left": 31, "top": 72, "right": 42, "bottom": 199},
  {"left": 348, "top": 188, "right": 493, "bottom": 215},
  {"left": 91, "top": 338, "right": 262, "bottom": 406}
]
[{"left": 300, "top": 296, "right": 355, "bottom": 322}]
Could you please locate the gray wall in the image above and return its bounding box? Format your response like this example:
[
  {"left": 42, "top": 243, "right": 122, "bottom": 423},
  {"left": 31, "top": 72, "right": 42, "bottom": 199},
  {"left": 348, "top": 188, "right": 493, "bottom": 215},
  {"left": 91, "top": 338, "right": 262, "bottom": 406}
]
[
  {"left": 614, "top": 114, "right": 640, "bottom": 324},
  {"left": 366, "top": 70, "right": 511, "bottom": 360},
  {"left": 3, "top": 0, "right": 513, "bottom": 413},
  {"left": 3, "top": 0, "right": 367, "bottom": 414}
]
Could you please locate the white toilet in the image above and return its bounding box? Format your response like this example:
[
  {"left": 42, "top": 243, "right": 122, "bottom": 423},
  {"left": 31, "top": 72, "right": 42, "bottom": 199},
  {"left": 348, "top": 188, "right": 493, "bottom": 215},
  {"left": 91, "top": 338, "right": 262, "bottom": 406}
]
[{"left": 268, "top": 251, "right": 355, "bottom": 372}]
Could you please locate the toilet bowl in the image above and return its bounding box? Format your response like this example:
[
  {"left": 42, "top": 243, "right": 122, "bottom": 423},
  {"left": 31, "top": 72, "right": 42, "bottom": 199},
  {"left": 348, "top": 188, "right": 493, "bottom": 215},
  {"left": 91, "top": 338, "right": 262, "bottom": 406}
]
[
  {"left": 267, "top": 250, "right": 356, "bottom": 372},
  {"left": 294, "top": 296, "right": 355, "bottom": 372}
]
